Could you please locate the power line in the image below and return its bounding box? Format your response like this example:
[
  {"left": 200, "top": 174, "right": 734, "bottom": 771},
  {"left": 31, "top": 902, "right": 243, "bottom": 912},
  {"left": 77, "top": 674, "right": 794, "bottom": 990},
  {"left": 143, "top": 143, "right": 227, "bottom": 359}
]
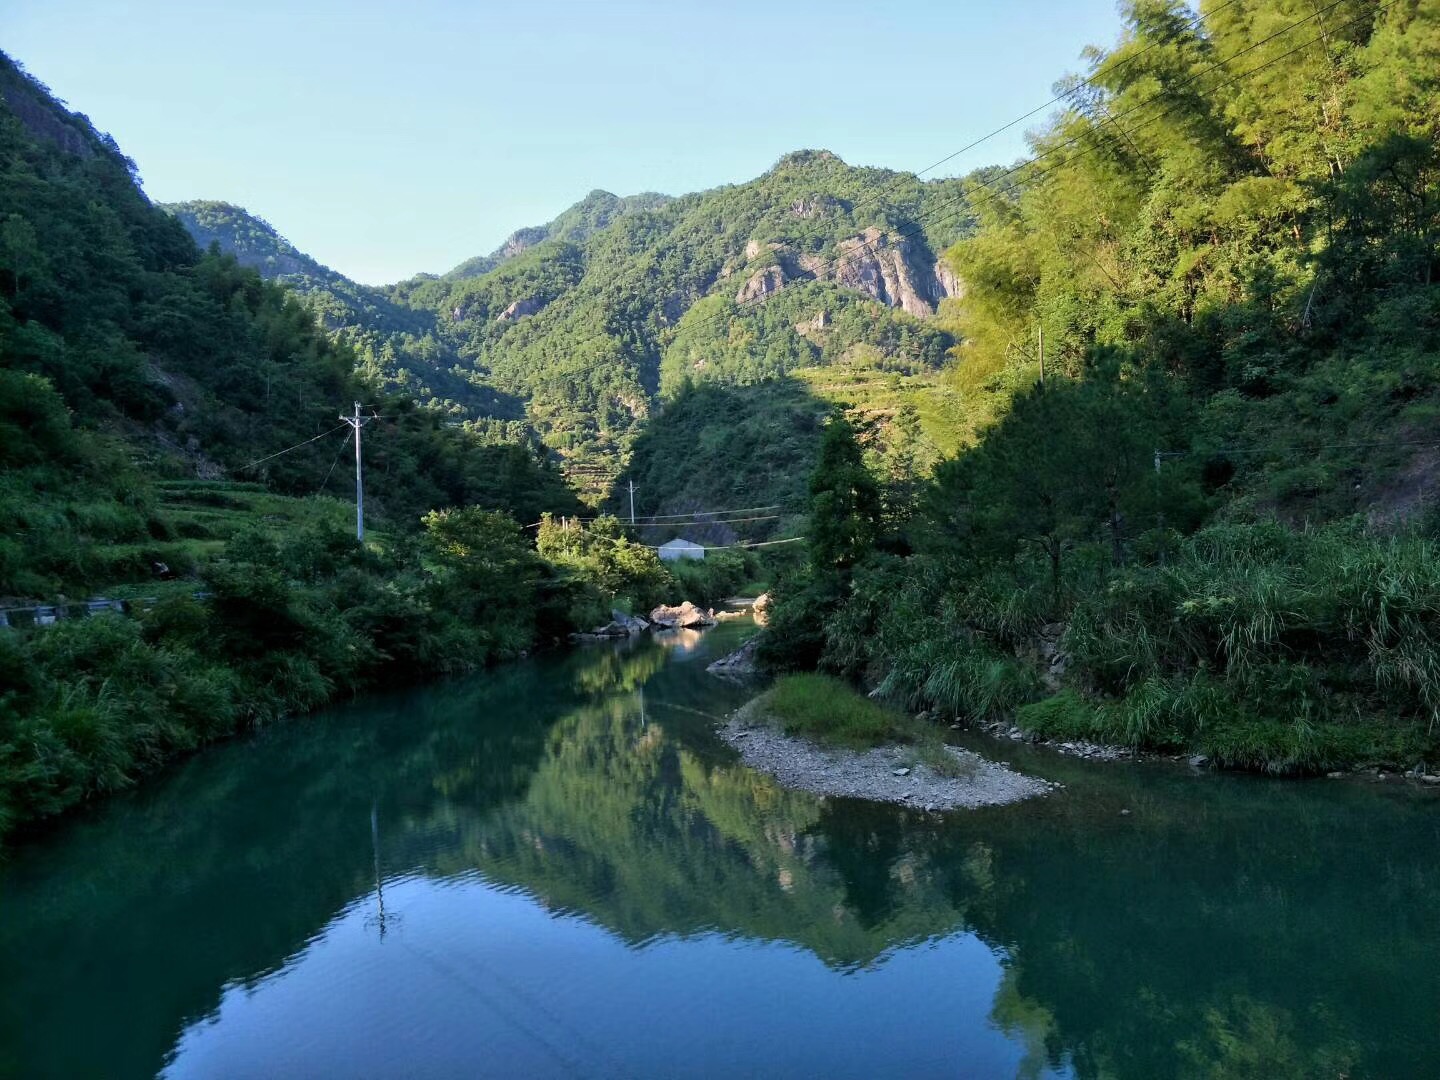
[
  {"left": 726, "top": 0, "right": 1357, "bottom": 321},
  {"left": 1164, "top": 437, "right": 1440, "bottom": 460},
  {"left": 630, "top": 518, "right": 789, "bottom": 529},
  {"left": 616, "top": 506, "right": 783, "bottom": 521},
  {"left": 353, "top": 0, "right": 1382, "bottom": 513},
  {"left": 479, "top": 0, "right": 1368, "bottom": 403},
  {"left": 238, "top": 422, "right": 347, "bottom": 472},
  {"left": 523, "top": 508, "right": 795, "bottom": 529},
  {"left": 582, "top": 532, "right": 809, "bottom": 551},
  {"left": 316, "top": 428, "right": 353, "bottom": 494},
  {"left": 905, "top": 0, "right": 1245, "bottom": 182}
]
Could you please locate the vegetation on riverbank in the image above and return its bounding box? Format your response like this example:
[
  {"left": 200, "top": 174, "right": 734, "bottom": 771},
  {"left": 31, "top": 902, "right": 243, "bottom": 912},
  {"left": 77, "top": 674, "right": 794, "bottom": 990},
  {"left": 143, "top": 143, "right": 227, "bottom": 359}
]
[
  {"left": 760, "top": 1, "right": 1440, "bottom": 774},
  {"left": 766, "top": 673, "right": 908, "bottom": 747},
  {"left": 759, "top": 672, "right": 968, "bottom": 778},
  {"left": 0, "top": 54, "right": 688, "bottom": 842}
]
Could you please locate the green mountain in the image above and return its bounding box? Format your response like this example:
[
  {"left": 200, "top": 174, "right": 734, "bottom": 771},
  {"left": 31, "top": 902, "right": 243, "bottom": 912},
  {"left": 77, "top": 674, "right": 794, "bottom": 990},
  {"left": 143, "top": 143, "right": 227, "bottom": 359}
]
[
  {"left": 0, "top": 49, "right": 584, "bottom": 593},
  {"left": 168, "top": 153, "right": 981, "bottom": 520},
  {"left": 397, "top": 187, "right": 674, "bottom": 284}
]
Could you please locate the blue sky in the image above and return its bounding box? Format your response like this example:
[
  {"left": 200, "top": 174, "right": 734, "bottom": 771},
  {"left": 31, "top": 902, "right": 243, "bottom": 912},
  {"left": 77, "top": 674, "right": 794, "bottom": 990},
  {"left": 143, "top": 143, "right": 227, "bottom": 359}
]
[{"left": 8, "top": 0, "right": 1125, "bottom": 284}]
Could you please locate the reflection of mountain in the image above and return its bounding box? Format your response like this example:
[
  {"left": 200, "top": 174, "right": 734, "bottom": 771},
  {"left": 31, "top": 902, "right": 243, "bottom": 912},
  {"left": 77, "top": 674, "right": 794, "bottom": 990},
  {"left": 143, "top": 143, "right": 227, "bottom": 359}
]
[
  {"left": 2, "top": 625, "right": 1438, "bottom": 1078},
  {"left": 439, "top": 699, "right": 964, "bottom": 969}
]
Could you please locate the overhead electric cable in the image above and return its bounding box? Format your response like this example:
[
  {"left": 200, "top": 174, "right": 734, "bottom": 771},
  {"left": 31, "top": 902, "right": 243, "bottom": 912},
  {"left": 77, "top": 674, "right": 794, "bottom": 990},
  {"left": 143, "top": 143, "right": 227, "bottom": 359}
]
[
  {"left": 238, "top": 422, "right": 348, "bottom": 472},
  {"left": 728, "top": 0, "right": 1358, "bottom": 318},
  {"left": 481, "top": 0, "right": 1370, "bottom": 398},
  {"left": 317, "top": 429, "right": 353, "bottom": 494},
  {"left": 906, "top": 0, "right": 1244, "bottom": 181}
]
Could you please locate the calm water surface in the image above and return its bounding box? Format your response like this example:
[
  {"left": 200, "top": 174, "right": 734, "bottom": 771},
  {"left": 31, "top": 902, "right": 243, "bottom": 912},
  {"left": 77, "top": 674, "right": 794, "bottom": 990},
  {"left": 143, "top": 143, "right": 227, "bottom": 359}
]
[{"left": 2, "top": 620, "right": 1438, "bottom": 1078}]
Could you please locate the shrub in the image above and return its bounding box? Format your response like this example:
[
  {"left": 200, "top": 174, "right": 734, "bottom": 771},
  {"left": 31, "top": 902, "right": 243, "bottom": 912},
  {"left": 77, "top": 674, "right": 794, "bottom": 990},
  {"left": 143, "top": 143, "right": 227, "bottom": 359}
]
[{"left": 1016, "top": 690, "right": 1108, "bottom": 742}]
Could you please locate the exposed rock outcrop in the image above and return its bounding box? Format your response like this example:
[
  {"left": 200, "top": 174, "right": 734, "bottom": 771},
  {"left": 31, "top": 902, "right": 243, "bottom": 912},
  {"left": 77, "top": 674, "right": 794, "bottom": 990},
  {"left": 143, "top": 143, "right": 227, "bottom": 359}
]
[
  {"left": 934, "top": 258, "right": 964, "bottom": 301},
  {"left": 752, "top": 592, "right": 772, "bottom": 627},
  {"left": 831, "top": 227, "right": 953, "bottom": 318},
  {"left": 794, "top": 310, "right": 830, "bottom": 336},
  {"left": 572, "top": 610, "right": 650, "bottom": 640},
  {"left": 495, "top": 296, "right": 546, "bottom": 322},
  {"left": 732, "top": 230, "right": 960, "bottom": 318},
  {"left": 0, "top": 67, "right": 97, "bottom": 159},
  {"left": 789, "top": 196, "right": 831, "bottom": 219},
  {"left": 707, "top": 637, "right": 760, "bottom": 677},
  {"left": 736, "top": 265, "right": 785, "bottom": 304}
]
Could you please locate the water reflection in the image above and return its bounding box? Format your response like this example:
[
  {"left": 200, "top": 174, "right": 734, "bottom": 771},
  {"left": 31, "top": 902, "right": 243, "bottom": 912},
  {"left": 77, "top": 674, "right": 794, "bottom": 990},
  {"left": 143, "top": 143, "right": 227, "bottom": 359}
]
[
  {"left": 1, "top": 622, "right": 1437, "bottom": 1078},
  {"left": 652, "top": 626, "right": 705, "bottom": 655}
]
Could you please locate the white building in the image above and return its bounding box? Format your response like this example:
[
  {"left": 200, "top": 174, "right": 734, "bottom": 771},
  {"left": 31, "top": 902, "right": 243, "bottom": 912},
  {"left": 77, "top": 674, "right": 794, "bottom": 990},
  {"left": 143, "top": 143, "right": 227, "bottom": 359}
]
[{"left": 657, "top": 538, "right": 705, "bottom": 562}]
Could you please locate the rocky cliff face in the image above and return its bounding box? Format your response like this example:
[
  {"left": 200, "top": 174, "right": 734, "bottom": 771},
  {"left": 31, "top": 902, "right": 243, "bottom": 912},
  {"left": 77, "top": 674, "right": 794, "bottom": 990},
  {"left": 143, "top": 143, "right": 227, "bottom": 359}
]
[
  {"left": 736, "top": 264, "right": 786, "bottom": 304},
  {"left": 933, "top": 258, "right": 965, "bottom": 302},
  {"left": 733, "top": 227, "right": 960, "bottom": 317},
  {"left": 0, "top": 60, "right": 98, "bottom": 160},
  {"left": 830, "top": 227, "right": 955, "bottom": 317},
  {"left": 495, "top": 296, "right": 546, "bottom": 322}
]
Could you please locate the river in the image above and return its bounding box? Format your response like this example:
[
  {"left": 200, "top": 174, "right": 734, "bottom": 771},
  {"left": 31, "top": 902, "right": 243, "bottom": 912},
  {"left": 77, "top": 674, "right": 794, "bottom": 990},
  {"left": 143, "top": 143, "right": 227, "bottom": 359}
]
[{"left": 1, "top": 619, "right": 1437, "bottom": 1078}]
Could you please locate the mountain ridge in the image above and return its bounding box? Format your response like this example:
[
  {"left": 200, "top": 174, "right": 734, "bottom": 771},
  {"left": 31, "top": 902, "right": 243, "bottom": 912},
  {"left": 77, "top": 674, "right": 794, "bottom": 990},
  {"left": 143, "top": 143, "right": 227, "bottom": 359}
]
[{"left": 165, "top": 149, "right": 979, "bottom": 492}]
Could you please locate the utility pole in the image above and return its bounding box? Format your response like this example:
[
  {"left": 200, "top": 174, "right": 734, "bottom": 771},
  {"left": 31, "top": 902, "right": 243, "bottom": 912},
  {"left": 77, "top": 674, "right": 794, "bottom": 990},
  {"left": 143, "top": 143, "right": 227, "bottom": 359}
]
[
  {"left": 1154, "top": 449, "right": 1165, "bottom": 566},
  {"left": 339, "top": 402, "right": 372, "bottom": 541},
  {"left": 628, "top": 480, "right": 637, "bottom": 526}
]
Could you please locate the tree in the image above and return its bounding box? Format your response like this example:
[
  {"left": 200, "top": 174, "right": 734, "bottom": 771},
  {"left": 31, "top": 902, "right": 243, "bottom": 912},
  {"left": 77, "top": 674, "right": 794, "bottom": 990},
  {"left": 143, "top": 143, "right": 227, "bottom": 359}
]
[
  {"left": 422, "top": 508, "right": 541, "bottom": 651},
  {"left": 808, "top": 416, "right": 882, "bottom": 573}
]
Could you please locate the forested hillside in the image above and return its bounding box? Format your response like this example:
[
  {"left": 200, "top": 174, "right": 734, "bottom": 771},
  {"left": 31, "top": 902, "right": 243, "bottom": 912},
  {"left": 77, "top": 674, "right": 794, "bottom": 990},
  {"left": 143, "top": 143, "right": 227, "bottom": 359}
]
[
  {"left": 0, "top": 52, "right": 678, "bottom": 839},
  {"left": 171, "top": 151, "right": 982, "bottom": 518},
  {"left": 765, "top": 0, "right": 1440, "bottom": 774}
]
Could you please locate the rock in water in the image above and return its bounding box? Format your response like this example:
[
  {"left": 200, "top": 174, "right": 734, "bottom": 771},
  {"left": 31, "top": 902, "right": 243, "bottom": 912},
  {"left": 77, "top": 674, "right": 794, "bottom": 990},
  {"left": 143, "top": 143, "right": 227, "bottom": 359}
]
[
  {"left": 611, "top": 609, "right": 649, "bottom": 635},
  {"left": 649, "top": 601, "right": 717, "bottom": 629},
  {"left": 708, "top": 637, "right": 760, "bottom": 677},
  {"left": 752, "top": 592, "right": 772, "bottom": 627}
]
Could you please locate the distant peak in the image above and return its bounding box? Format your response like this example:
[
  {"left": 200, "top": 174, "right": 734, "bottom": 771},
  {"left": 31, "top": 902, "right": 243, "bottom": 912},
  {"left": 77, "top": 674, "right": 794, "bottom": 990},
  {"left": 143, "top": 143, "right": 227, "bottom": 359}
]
[{"left": 772, "top": 149, "right": 845, "bottom": 171}]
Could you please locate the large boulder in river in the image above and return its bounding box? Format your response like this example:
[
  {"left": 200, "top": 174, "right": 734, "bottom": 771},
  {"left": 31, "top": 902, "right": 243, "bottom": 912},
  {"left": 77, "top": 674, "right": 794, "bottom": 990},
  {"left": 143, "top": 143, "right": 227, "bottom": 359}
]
[
  {"left": 752, "top": 592, "right": 772, "bottom": 627},
  {"left": 649, "top": 601, "right": 716, "bottom": 629},
  {"left": 611, "top": 609, "right": 649, "bottom": 635},
  {"left": 707, "top": 637, "right": 760, "bottom": 678},
  {"left": 572, "top": 610, "right": 650, "bottom": 641}
]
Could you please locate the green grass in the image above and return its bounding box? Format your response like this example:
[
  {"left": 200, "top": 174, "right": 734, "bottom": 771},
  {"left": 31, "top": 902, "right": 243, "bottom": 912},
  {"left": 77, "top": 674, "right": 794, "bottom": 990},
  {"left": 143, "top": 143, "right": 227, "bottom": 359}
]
[
  {"left": 763, "top": 673, "right": 975, "bottom": 775},
  {"left": 767, "top": 673, "right": 909, "bottom": 748}
]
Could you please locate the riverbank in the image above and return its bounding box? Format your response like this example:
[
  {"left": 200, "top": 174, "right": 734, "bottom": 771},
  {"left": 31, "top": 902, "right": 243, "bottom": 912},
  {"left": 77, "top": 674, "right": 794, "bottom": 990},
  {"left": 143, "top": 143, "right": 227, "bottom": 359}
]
[{"left": 721, "top": 689, "right": 1056, "bottom": 810}]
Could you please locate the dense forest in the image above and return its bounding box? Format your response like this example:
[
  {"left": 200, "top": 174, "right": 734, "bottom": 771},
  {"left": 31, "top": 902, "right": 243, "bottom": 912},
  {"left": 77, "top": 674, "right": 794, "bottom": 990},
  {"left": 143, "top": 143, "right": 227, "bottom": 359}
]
[
  {"left": 168, "top": 151, "right": 981, "bottom": 520},
  {"left": 763, "top": 0, "right": 1440, "bottom": 773},
  {"left": 0, "top": 53, "right": 735, "bottom": 839}
]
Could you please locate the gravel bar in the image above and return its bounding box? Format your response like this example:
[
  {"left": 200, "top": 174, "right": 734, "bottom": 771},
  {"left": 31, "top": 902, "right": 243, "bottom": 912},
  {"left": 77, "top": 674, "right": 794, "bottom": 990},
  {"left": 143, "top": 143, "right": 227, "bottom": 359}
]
[{"left": 719, "top": 706, "right": 1059, "bottom": 811}]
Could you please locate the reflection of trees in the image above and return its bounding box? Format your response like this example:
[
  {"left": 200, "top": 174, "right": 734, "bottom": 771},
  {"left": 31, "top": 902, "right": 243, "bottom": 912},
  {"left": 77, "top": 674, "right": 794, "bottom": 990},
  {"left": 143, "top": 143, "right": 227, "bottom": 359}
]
[
  {"left": 567, "top": 638, "right": 667, "bottom": 695},
  {"left": 432, "top": 695, "right": 964, "bottom": 968},
  {"left": 3, "top": 636, "right": 1439, "bottom": 1079}
]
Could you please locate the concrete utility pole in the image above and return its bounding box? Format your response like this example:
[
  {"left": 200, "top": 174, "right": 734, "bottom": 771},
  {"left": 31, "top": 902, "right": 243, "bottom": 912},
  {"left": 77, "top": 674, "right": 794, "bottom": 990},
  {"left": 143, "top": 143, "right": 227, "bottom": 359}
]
[
  {"left": 628, "top": 480, "right": 637, "bottom": 526},
  {"left": 339, "top": 402, "right": 372, "bottom": 541}
]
